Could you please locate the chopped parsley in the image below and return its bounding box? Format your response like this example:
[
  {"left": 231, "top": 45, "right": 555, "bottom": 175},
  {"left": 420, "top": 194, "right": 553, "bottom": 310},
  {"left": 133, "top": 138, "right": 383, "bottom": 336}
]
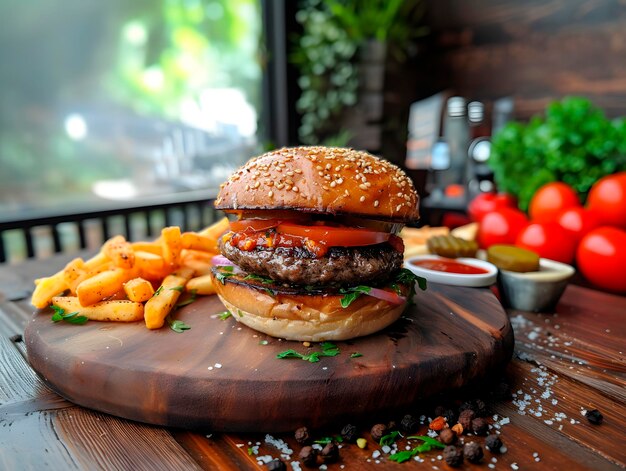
[
  {"left": 169, "top": 285, "right": 184, "bottom": 292},
  {"left": 379, "top": 430, "right": 401, "bottom": 446},
  {"left": 339, "top": 285, "right": 371, "bottom": 308},
  {"left": 276, "top": 342, "right": 340, "bottom": 363},
  {"left": 350, "top": 352, "right": 363, "bottom": 358},
  {"left": 314, "top": 435, "right": 343, "bottom": 445},
  {"left": 388, "top": 436, "right": 445, "bottom": 463},
  {"left": 243, "top": 273, "right": 275, "bottom": 284},
  {"left": 175, "top": 289, "right": 197, "bottom": 308},
  {"left": 152, "top": 286, "right": 163, "bottom": 297},
  {"left": 215, "top": 265, "right": 236, "bottom": 284},
  {"left": 166, "top": 314, "right": 191, "bottom": 333},
  {"left": 218, "top": 310, "right": 232, "bottom": 320},
  {"left": 50, "top": 305, "right": 88, "bottom": 325}
]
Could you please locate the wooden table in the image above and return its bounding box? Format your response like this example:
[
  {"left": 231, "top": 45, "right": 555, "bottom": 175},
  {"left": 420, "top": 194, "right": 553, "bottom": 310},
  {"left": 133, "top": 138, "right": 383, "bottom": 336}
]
[{"left": 1, "top": 253, "right": 624, "bottom": 470}]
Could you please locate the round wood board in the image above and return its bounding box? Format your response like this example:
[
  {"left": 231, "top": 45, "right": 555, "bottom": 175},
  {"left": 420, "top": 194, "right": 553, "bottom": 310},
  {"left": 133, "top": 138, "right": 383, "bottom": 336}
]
[{"left": 25, "top": 284, "right": 513, "bottom": 432}]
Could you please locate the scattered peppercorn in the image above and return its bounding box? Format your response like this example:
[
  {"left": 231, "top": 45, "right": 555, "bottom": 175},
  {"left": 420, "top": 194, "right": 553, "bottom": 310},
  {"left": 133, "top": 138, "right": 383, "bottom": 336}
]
[
  {"left": 585, "top": 409, "right": 604, "bottom": 425},
  {"left": 298, "top": 446, "right": 318, "bottom": 468},
  {"left": 459, "top": 401, "right": 474, "bottom": 413},
  {"left": 439, "top": 428, "right": 457, "bottom": 445},
  {"left": 443, "top": 409, "right": 457, "bottom": 425},
  {"left": 474, "top": 399, "right": 487, "bottom": 417},
  {"left": 443, "top": 445, "right": 464, "bottom": 467},
  {"left": 370, "top": 423, "right": 387, "bottom": 442},
  {"left": 341, "top": 424, "right": 358, "bottom": 443},
  {"left": 400, "top": 414, "right": 418, "bottom": 433},
  {"left": 458, "top": 409, "right": 476, "bottom": 432},
  {"left": 387, "top": 420, "right": 398, "bottom": 431},
  {"left": 294, "top": 426, "right": 311, "bottom": 445},
  {"left": 266, "top": 459, "right": 286, "bottom": 471},
  {"left": 320, "top": 441, "right": 339, "bottom": 464},
  {"left": 471, "top": 417, "right": 489, "bottom": 436},
  {"left": 463, "top": 441, "right": 484, "bottom": 463},
  {"left": 429, "top": 416, "right": 447, "bottom": 431},
  {"left": 485, "top": 434, "right": 503, "bottom": 453}
]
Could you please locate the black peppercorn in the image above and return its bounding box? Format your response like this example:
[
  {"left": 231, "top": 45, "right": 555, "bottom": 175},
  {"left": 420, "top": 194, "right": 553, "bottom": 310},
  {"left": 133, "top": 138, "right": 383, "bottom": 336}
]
[
  {"left": 474, "top": 399, "right": 487, "bottom": 417},
  {"left": 298, "top": 446, "right": 317, "bottom": 468},
  {"left": 387, "top": 420, "right": 398, "bottom": 431},
  {"left": 485, "top": 434, "right": 503, "bottom": 453},
  {"left": 443, "top": 445, "right": 464, "bottom": 467},
  {"left": 585, "top": 409, "right": 604, "bottom": 425},
  {"left": 320, "top": 441, "right": 339, "bottom": 464},
  {"left": 370, "top": 423, "right": 387, "bottom": 442},
  {"left": 400, "top": 414, "right": 418, "bottom": 433},
  {"left": 341, "top": 424, "right": 358, "bottom": 443},
  {"left": 458, "top": 409, "right": 476, "bottom": 432},
  {"left": 443, "top": 408, "right": 457, "bottom": 425},
  {"left": 438, "top": 428, "right": 457, "bottom": 445},
  {"left": 471, "top": 417, "right": 489, "bottom": 436},
  {"left": 459, "top": 401, "right": 474, "bottom": 413},
  {"left": 463, "top": 441, "right": 484, "bottom": 463},
  {"left": 294, "top": 426, "right": 311, "bottom": 445},
  {"left": 266, "top": 459, "right": 287, "bottom": 471}
]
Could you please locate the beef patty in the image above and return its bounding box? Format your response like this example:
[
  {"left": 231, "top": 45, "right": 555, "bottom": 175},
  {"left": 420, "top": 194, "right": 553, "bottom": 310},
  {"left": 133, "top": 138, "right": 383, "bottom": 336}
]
[{"left": 219, "top": 239, "right": 403, "bottom": 287}]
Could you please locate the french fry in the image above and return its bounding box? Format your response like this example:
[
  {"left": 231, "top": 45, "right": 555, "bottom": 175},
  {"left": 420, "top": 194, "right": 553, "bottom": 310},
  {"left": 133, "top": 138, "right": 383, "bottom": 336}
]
[
  {"left": 62, "top": 258, "right": 86, "bottom": 288},
  {"left": 124, "top": 277, "right": 155, "bottom": 302},
  {"left": 186, "top": 274, "right": 216, "bottom": 296},
  {"left": 131, "top": 241, "right": 163, "bottom": 256},
  {"left": 181, "top": 232, "right": 218, "bottom": 253},
  {"left": 181, "top": 249, "right": 216, "bottom": 263},
  {"left": 197, "top": 217, "right": 229, "bottom": 241},
  {"left": 76, "top": 267, "right": 134, "bottom": 306},
  {"left": 182, "top": 258, "right": 213, "bottom": 276},
  {"left": 68, "top": 262, "right": 114, "bottom": 295},
  {"left": 161, "top": 226, "right": 182, "bottom": 268},
  {"left": 52, "top": 296, "right": 144, "bottom": 322},
  {"left": 83, "top": 252, "right": 110, "bottom": 271},
  {"left": 103, "top": 235, "right": 135, "bottom": 269},
  {"left": 144, "top": 267, "right": 193, "bottom": 329},
  {"left": 134, "top": 251, "right": 167, "bottom": 279},
  {"left": 31, "top": 272, "right": 68, "bottom": 309}
]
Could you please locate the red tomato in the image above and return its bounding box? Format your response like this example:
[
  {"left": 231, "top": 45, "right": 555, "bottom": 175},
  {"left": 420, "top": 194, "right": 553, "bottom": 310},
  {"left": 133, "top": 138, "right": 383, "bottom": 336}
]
[
  {"left": 529, "top": 182, "right": 580, "bottom": 223},
  {"left": 577, "top": 226, "right": 626, "bottom": 292},
  {"left": 515, "top": 222, "right": 576, "bottom": 264},
  {"left": 229, "top": 219, "right": 281, "bottom": 232},
  {"left": 586, "top": 172, "right": 626, "bottom": 229},
  {"left": 276, "top": 222, "right": 390, "bottom": 247},
  {"left": 555, "top": 207, "right": 602, "bottom": 243},
  {"left": 477, "top": 208, "right": 528, "bottom": 248},
  {"left": 468, "top": 192, "right": 517, "bottom": 222}
]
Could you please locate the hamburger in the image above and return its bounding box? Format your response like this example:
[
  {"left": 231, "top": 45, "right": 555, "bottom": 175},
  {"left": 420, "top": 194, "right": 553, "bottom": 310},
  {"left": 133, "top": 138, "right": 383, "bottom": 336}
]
[{"left": 211, "top": 146, "right": 424, "bottom": 341}]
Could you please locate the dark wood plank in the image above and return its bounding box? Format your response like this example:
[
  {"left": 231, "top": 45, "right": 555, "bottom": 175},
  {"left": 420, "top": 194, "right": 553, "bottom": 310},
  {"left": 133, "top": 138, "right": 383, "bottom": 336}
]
[{"left": 24, "top": 284, "right": 513, "bottom": 432}]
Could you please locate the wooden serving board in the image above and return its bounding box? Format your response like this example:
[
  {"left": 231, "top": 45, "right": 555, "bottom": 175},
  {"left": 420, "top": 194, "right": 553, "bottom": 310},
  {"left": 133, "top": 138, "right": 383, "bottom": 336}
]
[{"left": 25, "top": 284, "right": 513, "bottom": 433}]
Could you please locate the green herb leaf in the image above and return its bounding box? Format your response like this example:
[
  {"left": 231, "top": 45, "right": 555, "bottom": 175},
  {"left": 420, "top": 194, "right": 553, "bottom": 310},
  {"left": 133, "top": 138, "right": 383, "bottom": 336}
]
[
  {"left": 247, "top": 447, "right": 256, "bottom": 456},
  {"left": 406, "top": 436, "right": 446, "bottom": 449},
  {"left": 243, "top": 273, "right": 275, "bottom": 284},
  {"left": 314, "top": 436, "right": 343, "bottom": 445},
  {"left": 302, "top": 352, "right": 320, "bottom": 363},
  {"left": 350, "top": 352, "right": 363, "bottom": 358},
  {"left": 50, "top": 305, "right": 88, "bottom": 325},
  {"left": 259, "top": 340, "right": 269, "bottom": 345},
  {"left": 261, "top": 288, "right": 276, "bottom": 297},
  {"left": 339, "top": 285, "right": 371, "bottom": 308},
  {"left": 218, "top": 311, "right": 232, "bottom": 320},
  {"left": 388, "top": 448, "right": 418, "bottom": 463},
  {"left": 175, "top": 289, "right": 197, "bottom": 308},
  {"left": 169, "top": 285, "right": 184, "bottom": 292},
  {"left": 379, "top": 430, "right": 401, "bottom": 447},
  {"left": 153, "top": 286, "right": 163, "bottom": 297},
  {"left": 220, "top": 265, "right": 234, "bottom": 272},
  {"left": 276, "top": 349, "right": 305, "bottom": 360},
  {"left": 166, "top": 315, "right": 191, "bottom": 333}
]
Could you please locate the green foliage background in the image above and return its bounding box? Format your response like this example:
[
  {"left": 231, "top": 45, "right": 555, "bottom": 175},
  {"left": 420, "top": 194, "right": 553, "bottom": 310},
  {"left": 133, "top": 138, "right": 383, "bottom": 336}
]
[{"left": 489, "top": 97, "right": 626, "bottom": 211}]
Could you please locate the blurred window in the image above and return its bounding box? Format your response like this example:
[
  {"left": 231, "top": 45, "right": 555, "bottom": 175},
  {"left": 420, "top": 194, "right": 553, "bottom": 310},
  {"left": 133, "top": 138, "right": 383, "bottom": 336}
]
[{"left": 0, "top": 0, "right": 262, "bottom": 216}]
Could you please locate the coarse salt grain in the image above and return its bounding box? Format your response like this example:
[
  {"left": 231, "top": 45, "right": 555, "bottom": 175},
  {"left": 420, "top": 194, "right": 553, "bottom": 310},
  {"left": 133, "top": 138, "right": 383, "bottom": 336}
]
[
  {"left": 372, "top": 450, "right": 381, "bottom": 459},
  {"left": 291, "top": 462, "right": 302, "bottom": 471},
  {"left": 382, "top": 446, "right": 391, "bottom": 454},
  {"left": 511, "top": 463, "right": 519, "bottom": 470}
]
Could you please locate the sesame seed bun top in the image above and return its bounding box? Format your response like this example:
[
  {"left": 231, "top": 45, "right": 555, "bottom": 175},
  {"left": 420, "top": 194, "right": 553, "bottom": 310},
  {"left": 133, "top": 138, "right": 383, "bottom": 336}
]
[{"left": 215, "top": 146, "right": 420, "bottom": 222}]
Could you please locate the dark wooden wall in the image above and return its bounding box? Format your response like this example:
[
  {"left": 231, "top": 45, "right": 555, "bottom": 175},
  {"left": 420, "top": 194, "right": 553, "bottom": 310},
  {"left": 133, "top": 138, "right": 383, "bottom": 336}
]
[{"left": 420, "top": 0, "right": 626, "bottom": 120}]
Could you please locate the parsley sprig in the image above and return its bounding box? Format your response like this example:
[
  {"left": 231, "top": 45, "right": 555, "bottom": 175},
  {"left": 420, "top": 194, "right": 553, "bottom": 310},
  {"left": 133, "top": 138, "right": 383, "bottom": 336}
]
[
  {"left": 337, "top": 269, "right": 427, "bottom": 309},
  {"left": 218, "top": 310, "right": 232, "bottom": 320},
  {"left": 215, "top": 265, "right": 236, "bottom": 284},
  {"left": 314, "top": 435, "right": 344, "bottom": 445},
  {"left": 50, "top": 305, "right": 88, "bottom": 325},
  {"left": 166, "top": 315, "right": 191, "bottom": 333},
  {"left": 339, "top": 286, "right": 371, "bottom": 308},
  {"left": 276, "top": 342, "right": 340, "bottom": 363},
  {"left": 389, "top": 436, "right": 445, "bottom": 463},
  {"left": 175, "top": 289, "right": 197, "bottom": 308},
  {"left": 379, "top": 430, "right": 402, "bottom": 446}
]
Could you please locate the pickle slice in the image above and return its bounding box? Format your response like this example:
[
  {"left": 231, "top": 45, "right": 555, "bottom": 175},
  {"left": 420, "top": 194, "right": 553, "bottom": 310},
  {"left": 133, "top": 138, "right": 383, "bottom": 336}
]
[
  {"left": 427, "top": 235, "right": 479, "bottom": 259},
  {"left": 487, "top": 244, "right": 540, "bottom": 272}
]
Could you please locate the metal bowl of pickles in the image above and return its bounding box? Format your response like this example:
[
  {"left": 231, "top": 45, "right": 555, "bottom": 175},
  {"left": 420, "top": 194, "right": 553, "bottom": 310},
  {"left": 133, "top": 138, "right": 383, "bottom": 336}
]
[{"left": 487, "top": 245, "right": 575, "bottom": 312}]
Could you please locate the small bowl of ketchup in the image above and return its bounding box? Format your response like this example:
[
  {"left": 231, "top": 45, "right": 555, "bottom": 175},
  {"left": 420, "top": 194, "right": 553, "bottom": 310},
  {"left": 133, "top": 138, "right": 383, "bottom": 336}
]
[{"left": 405, "top": 255, "right": 498, "bottom": 287}]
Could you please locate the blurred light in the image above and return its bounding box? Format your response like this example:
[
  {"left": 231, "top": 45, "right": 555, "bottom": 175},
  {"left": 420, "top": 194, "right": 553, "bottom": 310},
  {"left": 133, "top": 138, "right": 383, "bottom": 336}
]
[
  {"left": 64, "top": 114, "right": 88, "bottom": 140},
  {"left": 479, "top": 180, "right": 495, "bottom": 192},
  {"left": 123, "top": 21, "right": 147, "bottom": 45},
  {"left": 205, "top": 2, "right": 224, "bottom": 20},
  {"left": 142, "top": 66, "right": 164, "bottom": 91}
]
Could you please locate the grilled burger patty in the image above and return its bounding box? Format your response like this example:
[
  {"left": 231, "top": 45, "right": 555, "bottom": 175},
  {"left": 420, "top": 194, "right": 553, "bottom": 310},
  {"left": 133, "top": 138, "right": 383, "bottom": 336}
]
[{"left": 219, "top": 239, "right": 403, "bottom": 287}]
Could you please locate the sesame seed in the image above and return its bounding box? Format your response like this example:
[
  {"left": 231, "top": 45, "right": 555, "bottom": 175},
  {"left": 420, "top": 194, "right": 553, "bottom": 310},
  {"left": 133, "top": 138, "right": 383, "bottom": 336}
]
[
  {"left": 325, "top": 163, "right": 332, "bottom": 170},
  {"left": 286, "top": 171, "right": 294, "bottom": 176},
  {"left": 330, "top": 182, "right": 336, "bottom": 188},
  {"left": 359, "top": 184, "right": 367, "bottom": 190},
  {"left": 396, "top": 204, "right": 402, "bottom": 211},
  {"left": 268, "top": 191, "right": 273, "bottom": 197},
  {"left": 374, "top": 200, "right": 379, "bottom": 207},
  {"left": 360, "top": 196, "right": 366, "bottom": 202},
  {"left": 292, "top": 186, "right": 299, "bottom": 192},
  {"left": 295, "top": 169, "right": 302, "bottom": 174},
  {"left": 254, "top": 181, "right": 260, "bottom": 188},
  {"left": 322, "top": 185, "right": 329, "bottom": 191},
  {"left": 336, "top": 178, "right": 343, "bottom": 184}
]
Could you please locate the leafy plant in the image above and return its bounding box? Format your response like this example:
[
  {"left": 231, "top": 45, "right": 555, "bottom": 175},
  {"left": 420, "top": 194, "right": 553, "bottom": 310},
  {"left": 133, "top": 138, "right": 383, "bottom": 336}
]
[{"left": 490, "top": 97, "right": 626, "bottom": 211}]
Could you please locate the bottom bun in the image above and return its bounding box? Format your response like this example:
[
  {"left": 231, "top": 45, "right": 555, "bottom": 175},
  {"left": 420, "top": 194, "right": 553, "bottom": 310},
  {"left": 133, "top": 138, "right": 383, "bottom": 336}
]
[{"left": 213, "top": 279, "right": 408, "bottom": 341}]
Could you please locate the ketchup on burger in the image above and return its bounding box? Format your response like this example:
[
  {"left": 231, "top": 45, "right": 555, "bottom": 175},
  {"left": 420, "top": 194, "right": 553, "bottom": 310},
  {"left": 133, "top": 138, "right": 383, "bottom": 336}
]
[{"left": 211, "top": 146, "right": 424, "bottom": 341}]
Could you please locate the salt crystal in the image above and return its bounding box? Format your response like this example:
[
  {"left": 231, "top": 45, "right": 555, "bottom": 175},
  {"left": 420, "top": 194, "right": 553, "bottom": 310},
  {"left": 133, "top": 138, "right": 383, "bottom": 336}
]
[
  {"left": 511, "top": 463, "right": 519, "bottom": 470},
  {"left": 372, "top": 450, "right": 381, "bottom": 459},
  {"left": 382, "top": 445, "right": 391, "bottom": 454},
  {"left": 489, "top": 465, "right": 496, "bottom": 469},
  {"left": 214, "top": 363, "right": 222, "bottom": 368},
  {"left": 291, "top": 462, "right": 302, "bottom": 471},
  {"left": 319, "top": 465, "right": 328, "bottom": 470}
]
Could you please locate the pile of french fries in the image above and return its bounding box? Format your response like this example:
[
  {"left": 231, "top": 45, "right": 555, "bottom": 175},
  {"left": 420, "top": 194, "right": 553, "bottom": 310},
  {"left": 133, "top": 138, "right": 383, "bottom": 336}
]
[{"left": 31, "top": 218, "right": 230, "bottom": 330}]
